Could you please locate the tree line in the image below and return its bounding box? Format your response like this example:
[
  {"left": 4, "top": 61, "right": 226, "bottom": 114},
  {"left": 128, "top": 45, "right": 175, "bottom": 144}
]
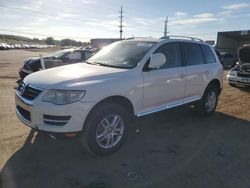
[
  {"left": 44, "top": 37, "right": 89, "bottom": 47},
  {"left": 0, "top": 34, "right": 89, "bottom": 47}
]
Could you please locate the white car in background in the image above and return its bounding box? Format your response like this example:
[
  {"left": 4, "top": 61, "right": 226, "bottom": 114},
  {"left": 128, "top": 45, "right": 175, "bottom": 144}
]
[
  {"left": 15, "top": 37, "right": 223, "bottom": 155},
  {"left": 227, "top": 44, "right": 250, "bottom": 87}
]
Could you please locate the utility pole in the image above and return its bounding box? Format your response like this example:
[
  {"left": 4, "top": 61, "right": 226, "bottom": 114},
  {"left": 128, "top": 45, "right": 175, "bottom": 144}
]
[
  {"left": 119, "top": 6, "right": 124, "bottom": 39},
  {"left": 164, "top": 16, "right": 168, "bottom": 37}
]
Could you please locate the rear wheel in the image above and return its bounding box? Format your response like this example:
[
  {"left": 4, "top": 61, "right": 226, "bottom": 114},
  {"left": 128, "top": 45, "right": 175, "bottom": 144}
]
[
  {"left": 195, "top": 85, "right": 219, "bottom": 116},
  {"left": 80, "top": 103, "right": 129, "bottom": 156}
]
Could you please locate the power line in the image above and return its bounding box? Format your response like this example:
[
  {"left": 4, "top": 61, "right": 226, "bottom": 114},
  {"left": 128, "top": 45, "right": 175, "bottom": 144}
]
[{"left": 164, "top": 16, "right": 168, "bottom": 36}]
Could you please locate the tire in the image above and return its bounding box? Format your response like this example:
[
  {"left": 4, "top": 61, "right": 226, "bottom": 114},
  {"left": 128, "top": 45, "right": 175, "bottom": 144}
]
[
  {"left": 195, "top": 85, "right": 219, "bottom": 116},
  {"left": 80, "top": 103, "right": 130, "bottom": 156}
]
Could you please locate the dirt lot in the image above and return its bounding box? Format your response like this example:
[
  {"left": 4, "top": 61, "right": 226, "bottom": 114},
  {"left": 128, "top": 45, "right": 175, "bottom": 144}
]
[{"left": 0, "top": 49, "right": 250, "bottom": 188}]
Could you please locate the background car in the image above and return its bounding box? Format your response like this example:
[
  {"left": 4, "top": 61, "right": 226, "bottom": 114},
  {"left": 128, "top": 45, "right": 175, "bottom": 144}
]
[
  {"left": 19, "top": 47, "right": 98, "bottom": 79},
  {"left": 0, "top": 43, "right": 9, "bottom": 50},
  {"left": 227, "top": 44, "right": 250, "bottom": 87}
]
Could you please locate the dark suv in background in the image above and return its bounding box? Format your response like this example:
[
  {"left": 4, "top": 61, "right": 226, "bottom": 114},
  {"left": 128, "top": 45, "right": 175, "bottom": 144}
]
[{"left": 19, "top": 47, "right": 98, "bottom": 79}]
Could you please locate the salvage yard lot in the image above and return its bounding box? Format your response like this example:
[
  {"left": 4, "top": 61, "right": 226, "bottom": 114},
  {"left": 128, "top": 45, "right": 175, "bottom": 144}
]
[{"left": 0, "top": 49, "right": 250, "bottom": 188}]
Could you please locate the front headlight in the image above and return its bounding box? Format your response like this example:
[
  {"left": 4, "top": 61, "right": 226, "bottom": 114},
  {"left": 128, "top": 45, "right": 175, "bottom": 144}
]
[
  {"left": 42, "top": 90, "right": 86, "bottom": 105},
  {"left": 228, "top": 70, "right": 237, "bottom": 77}
]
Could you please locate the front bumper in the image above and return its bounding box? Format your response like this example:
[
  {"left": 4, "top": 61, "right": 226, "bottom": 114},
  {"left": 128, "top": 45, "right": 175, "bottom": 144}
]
[
  {"left": 227, "top": 75, "right": 250, "bottom": 86},
  {"left": 15, "top": 91, "right": 94, "bottom": 133}
]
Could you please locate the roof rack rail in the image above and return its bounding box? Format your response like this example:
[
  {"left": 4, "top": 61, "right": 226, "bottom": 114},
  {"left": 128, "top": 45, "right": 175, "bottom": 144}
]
[
  {"left": 125, "top": 37, "right": 154, "bottom": 40},
  {"left": 160, "top": 35, "right": 204, "bottom": 42}
]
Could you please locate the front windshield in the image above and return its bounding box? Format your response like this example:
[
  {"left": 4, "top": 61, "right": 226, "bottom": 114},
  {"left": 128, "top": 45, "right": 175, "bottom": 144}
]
[
  {"left": 47, "top": 50, "right": 69, "bottom": 58},
  {"left": 88, "top": 41, "right": 155, "bottom": 69}
]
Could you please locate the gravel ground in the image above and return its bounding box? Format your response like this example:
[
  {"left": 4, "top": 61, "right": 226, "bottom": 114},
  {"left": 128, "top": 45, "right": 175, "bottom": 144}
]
[{"left": 0, "top": 49, "right": 250, "bottom": 188}]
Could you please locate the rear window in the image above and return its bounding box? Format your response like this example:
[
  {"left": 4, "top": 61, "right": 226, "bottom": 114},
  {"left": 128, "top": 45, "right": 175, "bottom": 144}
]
[
  {"left": 201, "top": 45, "right": 216, "bottom": 64},
  {"left": 182, "top": 43, "right": 204, "bottom": 66}
]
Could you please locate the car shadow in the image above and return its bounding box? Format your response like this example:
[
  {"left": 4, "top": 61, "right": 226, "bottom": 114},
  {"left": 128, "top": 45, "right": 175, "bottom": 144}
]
[
  {"left": 230, "top": 85, "right": 250, "bottom": 93},
  {"left": 1, "top": 108, "right": 250, "bottom": 188},
  {"left": 238, "top": 87, "right": 250, "bottom": 93}
]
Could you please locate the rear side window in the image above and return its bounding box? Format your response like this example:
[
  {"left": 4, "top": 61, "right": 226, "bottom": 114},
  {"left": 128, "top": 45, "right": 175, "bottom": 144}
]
[
  {"left": 65, "top": 52, "right": 81, "bottom": 60},
  {"left": 182, "top": 43, "right": 204, "bottom": 66},
  {"left": 201, "top": 45, "right": 216, "bottom": 64},
  {"left": 154, "top": 42, "right": 182, "bottom": 69}
]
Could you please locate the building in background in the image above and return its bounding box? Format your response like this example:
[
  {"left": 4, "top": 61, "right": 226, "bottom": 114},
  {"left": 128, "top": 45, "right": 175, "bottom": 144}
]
[
  {"left": 216, "top": 30, "right": 250, "bottom": 57},
  {"left": 205, "top": 40, "right": 215, "bottom": 46},
  {"left": 90, "top": 38, "right": 121, "bottom": 48}
]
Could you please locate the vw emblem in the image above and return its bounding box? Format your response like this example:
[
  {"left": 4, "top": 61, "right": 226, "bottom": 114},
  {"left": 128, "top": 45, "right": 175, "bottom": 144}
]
[{"left": 19, "top": 83, "right": 26, "bottom": 95}]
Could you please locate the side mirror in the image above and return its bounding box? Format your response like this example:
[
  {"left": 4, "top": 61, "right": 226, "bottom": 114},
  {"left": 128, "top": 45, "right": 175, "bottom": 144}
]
[{"left": 148, "top": 53, "right": 166, "bottom": 69}]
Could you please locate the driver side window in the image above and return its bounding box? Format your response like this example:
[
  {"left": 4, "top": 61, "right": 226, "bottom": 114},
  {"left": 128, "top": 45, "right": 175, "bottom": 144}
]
[{"left": 154, "top": 43, "right": 182, "bottom": 69}]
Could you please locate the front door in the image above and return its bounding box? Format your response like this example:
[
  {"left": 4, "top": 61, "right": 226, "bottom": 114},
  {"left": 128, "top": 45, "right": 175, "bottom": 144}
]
[{"left": 140, "top": 42, "right": 186, "bottom": 115}]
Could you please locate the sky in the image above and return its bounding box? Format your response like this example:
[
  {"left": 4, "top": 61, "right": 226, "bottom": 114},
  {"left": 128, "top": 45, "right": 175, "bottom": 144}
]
[{"left": 0, "top": 0, "right": 250, "bottom": 42}]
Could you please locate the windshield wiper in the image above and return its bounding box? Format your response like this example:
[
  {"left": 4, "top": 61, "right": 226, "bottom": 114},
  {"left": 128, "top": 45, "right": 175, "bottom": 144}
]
[
  {"left": 86, "top": 61, "right": 101, "bottom": 65},
  {"left": 86, "top": 61, "right": 129, "bottom": 69}
]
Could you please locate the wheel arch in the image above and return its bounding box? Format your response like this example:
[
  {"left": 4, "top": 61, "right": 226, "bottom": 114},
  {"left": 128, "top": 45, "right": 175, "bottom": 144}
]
[
  {"left": 206, "top": 79, "right": 222, "bottom": 95},
  {"left": 83, "top": 95, "right": 135, "bottom": 130}
]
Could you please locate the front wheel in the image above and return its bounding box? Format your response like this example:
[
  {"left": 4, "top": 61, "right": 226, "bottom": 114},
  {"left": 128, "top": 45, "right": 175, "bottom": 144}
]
[
  {"left": 80, "top": 103, "right": 129, "bottom": 156},
  {"left": 195, "top": 85, "right": 219, "bottom": 116}
]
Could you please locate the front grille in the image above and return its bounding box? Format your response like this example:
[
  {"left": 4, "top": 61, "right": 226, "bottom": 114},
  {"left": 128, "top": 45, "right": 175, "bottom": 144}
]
[
  {"left": 43, "top": 114, "right": 71, "bottom": 126},
  {"left": 238, "top": 72, "right": 250, "bottom": 78},
  {"left": 18, "top": 83, "right": 42, "bottom": 100},
  {"left": 17, "top": 105, "right": 31, "bottom": 121}
]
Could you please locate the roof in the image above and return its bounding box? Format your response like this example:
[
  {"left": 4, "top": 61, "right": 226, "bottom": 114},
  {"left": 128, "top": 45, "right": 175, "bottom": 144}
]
[
  {"left": 126, "top": 37, "right": 161, "bottom": 42},
  {"left": 125, "top": 36, "right": 205, "bottom": 43},
  {"left": 218, "top": 30, "right": 250, "bottom": 41}
]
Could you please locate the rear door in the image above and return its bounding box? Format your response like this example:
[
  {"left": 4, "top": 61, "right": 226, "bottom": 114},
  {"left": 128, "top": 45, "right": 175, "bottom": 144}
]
[{"left": 181, "top": 42, "right": 207, "bottom": 101}]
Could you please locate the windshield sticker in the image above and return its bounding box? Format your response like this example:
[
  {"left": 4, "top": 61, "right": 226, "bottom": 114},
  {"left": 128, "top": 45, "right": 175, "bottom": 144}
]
[{"left": 137, "top": 43, "right": 153, "bottom": 47}]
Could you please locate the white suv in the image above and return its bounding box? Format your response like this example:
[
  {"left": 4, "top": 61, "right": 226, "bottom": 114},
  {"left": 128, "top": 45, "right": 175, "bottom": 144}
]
[{"left": 15, "top": 37, "right": 223, "bottom": 155}]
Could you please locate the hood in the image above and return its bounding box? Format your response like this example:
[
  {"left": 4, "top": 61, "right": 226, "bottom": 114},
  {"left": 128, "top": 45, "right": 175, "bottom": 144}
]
[
  {"left": 238, "top": 45, "right": 250, "bottom": 64},
  {"left": 23, "top": 57, "right": 41, "bottom": 71},
  {"left": 24, "top": 57, "right": 40, "bottom": 64},
  {"left": 24, "top": 63, "right": 130, "bottom": 89}
]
